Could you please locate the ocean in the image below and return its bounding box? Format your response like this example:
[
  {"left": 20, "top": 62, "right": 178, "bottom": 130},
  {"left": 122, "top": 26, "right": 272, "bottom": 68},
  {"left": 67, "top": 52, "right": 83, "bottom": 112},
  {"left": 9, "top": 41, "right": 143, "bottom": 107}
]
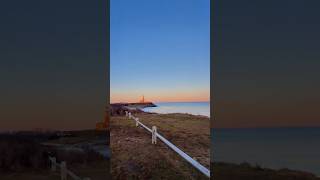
[
  {"left": 143, "top": 102, "right": 210, "bottom": 117},
  {"left": 212, "top": 127, "right": 320, "bottom": 176}
]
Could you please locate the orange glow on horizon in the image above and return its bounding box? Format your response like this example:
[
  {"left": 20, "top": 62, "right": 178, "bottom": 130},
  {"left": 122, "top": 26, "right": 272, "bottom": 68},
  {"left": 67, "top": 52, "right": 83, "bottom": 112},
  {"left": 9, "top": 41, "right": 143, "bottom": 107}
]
[{"left": 110, "top": 90, "right": 210, "bottom": 103}]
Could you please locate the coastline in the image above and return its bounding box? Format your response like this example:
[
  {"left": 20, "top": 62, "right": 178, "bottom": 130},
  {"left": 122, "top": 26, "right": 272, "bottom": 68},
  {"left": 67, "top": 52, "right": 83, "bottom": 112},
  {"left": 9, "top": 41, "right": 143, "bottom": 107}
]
[
  {"left": 143, "top": 101, "right": 210, "bottom": 118},
  {"left": 110, "top": 102, "right": 210, "bottom": 118}
]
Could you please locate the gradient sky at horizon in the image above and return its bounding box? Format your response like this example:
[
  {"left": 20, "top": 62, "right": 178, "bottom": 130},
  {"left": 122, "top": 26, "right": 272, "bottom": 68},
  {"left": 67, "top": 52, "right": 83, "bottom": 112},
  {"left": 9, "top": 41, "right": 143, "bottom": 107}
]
[{"left": 110, "top": 0, "right": 210, "bottom": 103}]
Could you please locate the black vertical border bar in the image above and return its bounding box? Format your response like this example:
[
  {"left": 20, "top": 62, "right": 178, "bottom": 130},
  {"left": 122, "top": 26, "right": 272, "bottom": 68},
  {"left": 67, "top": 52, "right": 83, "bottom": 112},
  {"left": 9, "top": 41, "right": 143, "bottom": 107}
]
[
  {"left": 106, "top": 0, "right": 110, "bottom": 124},
  {"left": 210, "top": 0, "right": 214, "bottom": 178},
  {"left": 106, "top": 0, "right": 111, "bottom": 178}
]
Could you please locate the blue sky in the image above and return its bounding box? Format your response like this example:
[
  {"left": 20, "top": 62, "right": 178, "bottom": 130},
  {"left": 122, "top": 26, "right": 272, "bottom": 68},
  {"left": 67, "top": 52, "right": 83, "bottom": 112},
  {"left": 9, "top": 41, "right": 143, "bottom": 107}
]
[{"left": 110, "top": 0, "right": 210, "bottom": 102}]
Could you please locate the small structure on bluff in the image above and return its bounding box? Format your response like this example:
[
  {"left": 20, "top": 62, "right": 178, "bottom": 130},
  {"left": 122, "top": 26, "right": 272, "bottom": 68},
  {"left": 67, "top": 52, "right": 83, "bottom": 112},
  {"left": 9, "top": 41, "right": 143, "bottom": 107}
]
[{"left": 139, "top": 95, "right": 145, "bottom": 103}]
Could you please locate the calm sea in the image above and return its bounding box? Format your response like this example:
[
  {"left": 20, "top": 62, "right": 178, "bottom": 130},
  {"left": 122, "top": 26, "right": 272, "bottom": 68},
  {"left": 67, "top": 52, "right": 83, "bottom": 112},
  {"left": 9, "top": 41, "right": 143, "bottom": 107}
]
[
  {"left": 143, "top": 102, "right": 210, "bottom": 117},
  {"left": 212, "top": 127, "right": 320, "bottom": 176}
]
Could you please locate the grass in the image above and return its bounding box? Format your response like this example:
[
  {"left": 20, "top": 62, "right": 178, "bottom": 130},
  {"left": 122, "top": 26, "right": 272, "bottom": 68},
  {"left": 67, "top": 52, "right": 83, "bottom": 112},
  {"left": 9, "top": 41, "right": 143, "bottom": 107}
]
[
  {"left": 111, "top": 112, "right": 210, "bottom": 179},
  {"left": 135, "top": 113, "right": 210, "bottom": 167}
]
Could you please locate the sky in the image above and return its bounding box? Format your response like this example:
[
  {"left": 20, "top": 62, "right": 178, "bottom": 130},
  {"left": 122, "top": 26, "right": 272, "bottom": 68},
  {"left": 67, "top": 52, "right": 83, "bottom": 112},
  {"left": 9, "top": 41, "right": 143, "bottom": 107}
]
[
  {"left": 110, "top": 0, "right": 210, "bottom": 103},
  {"left": 0, "top": 0, "right": 107, "bottom": 131},
  {"left": 213, "top": 0, "right": 320, "bottom": 128}
]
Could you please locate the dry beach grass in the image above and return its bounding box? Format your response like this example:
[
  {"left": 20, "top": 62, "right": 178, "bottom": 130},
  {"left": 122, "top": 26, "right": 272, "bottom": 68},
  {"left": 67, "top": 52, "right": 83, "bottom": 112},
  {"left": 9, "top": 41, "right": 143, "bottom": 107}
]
[{"left": 111, "top": 112, "right": 210, "bottom": 179}]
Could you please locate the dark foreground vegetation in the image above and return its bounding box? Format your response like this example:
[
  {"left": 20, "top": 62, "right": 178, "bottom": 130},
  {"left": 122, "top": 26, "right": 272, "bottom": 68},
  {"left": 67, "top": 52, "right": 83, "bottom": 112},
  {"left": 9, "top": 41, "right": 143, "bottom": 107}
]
[
  {"left": 0, "top": 134, "right": 49, "bottom": 172},
  {"left": 0, "top": 131, "right": 109, "bottom": 179},
  {"left": 212, "top": 162, "right": 320, "bottom": 180}
]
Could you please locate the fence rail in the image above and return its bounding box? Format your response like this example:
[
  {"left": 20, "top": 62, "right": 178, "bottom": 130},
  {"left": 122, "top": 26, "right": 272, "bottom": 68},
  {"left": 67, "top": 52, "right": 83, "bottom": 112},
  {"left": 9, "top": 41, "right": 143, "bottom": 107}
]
[
  {"left": 49, "top": 156, "right": 91, "bottom": 180},
  {"left": 125, "top": 111, "right": 211, "bottom": 178}
]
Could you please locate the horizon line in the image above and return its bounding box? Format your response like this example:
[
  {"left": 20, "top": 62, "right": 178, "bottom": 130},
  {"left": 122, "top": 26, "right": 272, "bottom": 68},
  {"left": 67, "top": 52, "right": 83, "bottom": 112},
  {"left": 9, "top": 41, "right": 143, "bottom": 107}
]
[{"left": 110, "top": 100, "right": 210, "bottom": 104}]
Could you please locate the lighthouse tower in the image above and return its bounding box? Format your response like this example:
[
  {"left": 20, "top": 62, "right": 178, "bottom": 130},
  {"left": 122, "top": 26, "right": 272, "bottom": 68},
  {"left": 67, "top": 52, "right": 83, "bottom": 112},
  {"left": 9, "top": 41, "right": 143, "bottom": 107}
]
[{"left": 140, "top": 95, "right": 145, "bottom": 103}]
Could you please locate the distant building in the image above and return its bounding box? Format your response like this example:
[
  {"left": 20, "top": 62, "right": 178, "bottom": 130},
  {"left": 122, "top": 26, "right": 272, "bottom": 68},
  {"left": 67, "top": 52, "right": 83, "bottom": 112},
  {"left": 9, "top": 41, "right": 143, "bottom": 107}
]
[{"left": 139, "top": 95, "right": 145, "bottom": 103}]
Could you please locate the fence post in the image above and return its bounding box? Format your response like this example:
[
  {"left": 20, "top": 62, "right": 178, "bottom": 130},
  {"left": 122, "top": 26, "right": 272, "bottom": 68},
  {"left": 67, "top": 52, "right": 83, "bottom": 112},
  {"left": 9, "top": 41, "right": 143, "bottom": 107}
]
[
  {"left": 135, "top": 118, "right": 139, "bottom": 127},
  {"left": 128, "top": 112, "right": 132, "bottom": 119},
  {"left": 61, "top": 161, "right": 67, "bottom": 180},
  {"left": 125, "top": 111, "right": 128, "bottom": 117},
  {"left": 51, "top": 157, "right": 56, "bottom": 172},
  {"left": 152, "top": 126, "right": 157, "bottom": 144}
]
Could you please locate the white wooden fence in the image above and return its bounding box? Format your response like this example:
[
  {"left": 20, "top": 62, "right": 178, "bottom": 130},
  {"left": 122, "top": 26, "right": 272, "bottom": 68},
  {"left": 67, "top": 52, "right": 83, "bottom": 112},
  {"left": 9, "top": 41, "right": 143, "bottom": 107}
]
[
  {"left": 49, "top": 156, "right": 91, "bottom": 180},
  {"left": 125, "top": 111, "right": 211, "bottom": 178}
]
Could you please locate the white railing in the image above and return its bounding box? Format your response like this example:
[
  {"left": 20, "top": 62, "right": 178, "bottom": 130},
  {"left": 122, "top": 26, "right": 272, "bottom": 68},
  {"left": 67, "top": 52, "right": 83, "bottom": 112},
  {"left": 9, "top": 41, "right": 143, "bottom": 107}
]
[
  {"left": 49, "top": 156, "right": 91, "bottom": 180},
  {"left": 125, "top": 111, "right": 211, "bottom": 178}
]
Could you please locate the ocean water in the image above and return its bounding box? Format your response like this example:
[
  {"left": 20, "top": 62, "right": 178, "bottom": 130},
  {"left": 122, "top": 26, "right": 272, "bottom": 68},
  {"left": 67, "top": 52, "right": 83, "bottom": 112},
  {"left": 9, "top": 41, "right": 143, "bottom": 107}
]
[
  {"left": 212, "top": 127, "right": 320, "bottom": 176},
  {"left": 143, "top": 102, "right": 210, "bottom": 117}
]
